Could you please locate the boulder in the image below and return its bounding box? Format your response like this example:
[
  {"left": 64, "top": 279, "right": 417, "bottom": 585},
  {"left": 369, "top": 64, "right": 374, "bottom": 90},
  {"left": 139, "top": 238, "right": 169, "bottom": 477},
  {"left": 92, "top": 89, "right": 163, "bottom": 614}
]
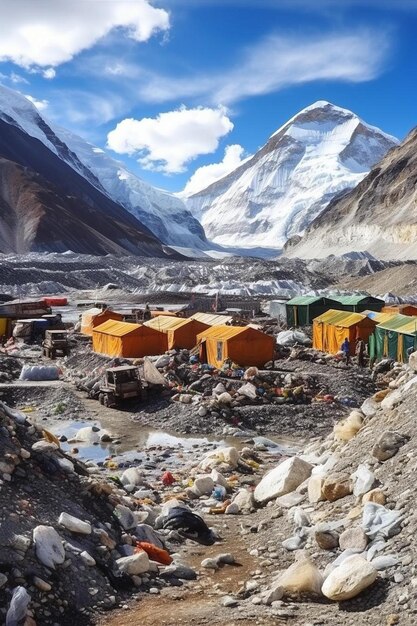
[
  {"left": 322, "top": 474, "right": 352, "bottom": 502},
  {"left": 315, "top": 529, "right": 339, "bottom": 550},
  {"left": 211, "top": 469, "right": 229, "bottom": 489},
  {"left": 33, "top": 525, "right": 65, "bottom": 569},
  {"left": 200, "top": 447, "right": 239, "bottom": 471},
  {"left": 121, "top": 468, "right": 144, "bottom": 487},
  {"left": 380, "top": 390, "right": 402, "bottom": 411},
  {"left": 192, "top": 475, "right": 215, "bottom": 497},
  {"left": 254, "top": 457, "right": 313, "bottom": 504},
  {"left": 362, "top": 489, "right": 386, "bottom": 505},
  {"left": 232, "top": 489, "right": 255, "bottom": 514},
  {"left": 321, "top": 555, "right": 377, "bottom": 601},
  {"left": 116, "top": 551, "right": 150, "bottom": 575},
  {"left": 114, "top": 504, "right": 137, "bottom": 530},
  {"left": 308, "top": 475, "right": 325, "bottom": 504},
  {"left": 275, "top": 555, "right": 323, "bottom": 596},
  {"left": 352, "top": 465, "right": 375, "bottom": 497},
  {"left": 58, "top": 512, "right": 92, "bottom": 535},
  {"left": 372, "top": 431, "right": 409, "bottom": 462},
  {"left": 339, "top": 527, "right": 368, "bottom": 551},
  {"left": 333, "top": 411, "right": 363, "bottom": 442}
]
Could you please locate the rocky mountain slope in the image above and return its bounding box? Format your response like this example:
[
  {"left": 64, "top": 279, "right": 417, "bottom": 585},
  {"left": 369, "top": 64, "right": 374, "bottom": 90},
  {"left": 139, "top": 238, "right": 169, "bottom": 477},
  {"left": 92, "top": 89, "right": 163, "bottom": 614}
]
[
  {"left": 285, "top": 125, "right": 417, "bottom": 261},
  {"left": 0, "top": 84, "right": 206, "bottom": 252},
  {"left": 0, "top": 119, "right": 180, "bottom": 257},
  {"left": 184, "top": 101, "right": 397, "bottom": 251}
]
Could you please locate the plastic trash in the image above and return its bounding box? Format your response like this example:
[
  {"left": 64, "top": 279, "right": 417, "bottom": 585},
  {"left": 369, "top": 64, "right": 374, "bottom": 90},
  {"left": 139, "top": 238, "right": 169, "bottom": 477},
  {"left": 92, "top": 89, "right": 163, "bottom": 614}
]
[
  {"left": 19, "top": 365, "right": 60, "bottom": 381},
  {"left": 238, "top": 383, "right": 257, "bottom": 399},
  {"left": 352, "top": 464, "right": 375, "bottom": 497},
  {"left": 6, "top": 586, "right": 31, "bottom": 626},
  {"left": 162, "top": 471, "right": 175, "bottom": 486},
  {"left": 135, "top": 542, "right": 172, "bottom": 565},
  {"left": 276, "top": 330, "right": 311, "bottom": 347},
  {"left": 362, "top": 503, "right": 402, "bottom": 539},
  {"left": 212, "top": 485, "right": 227, "bottom": 501},
  {"left": 162, "top": 507, "right": 215, "bottom": 545}
]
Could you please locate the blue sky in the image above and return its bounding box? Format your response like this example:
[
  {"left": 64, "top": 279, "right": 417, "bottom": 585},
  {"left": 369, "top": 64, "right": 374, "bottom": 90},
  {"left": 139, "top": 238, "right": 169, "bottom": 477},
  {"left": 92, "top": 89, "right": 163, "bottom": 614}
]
[{"left": 0, "top": 0, "right": 416, "bottom": 193}]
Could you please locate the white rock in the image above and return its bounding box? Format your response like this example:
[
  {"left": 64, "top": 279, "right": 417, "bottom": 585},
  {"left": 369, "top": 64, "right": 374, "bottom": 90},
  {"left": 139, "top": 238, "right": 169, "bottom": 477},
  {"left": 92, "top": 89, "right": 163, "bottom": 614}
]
[
  {"left": 200, "top": 447, "right": 239, "bottom": 471},
  {"left": 72, "top": 426, "right": 101, "bottom": 443},
  {"left": 211, "top": 469, "right": 229, "bottom": 489},
  {"left": 352, "top": 465, "right": 375, "bottom": 497},
  {"left": 322, "top": 555, "right": 377, "bottom": 601},
  {"left": 121, "top": 468, "right": 144, "bottom": 487},
  {"left": 308, "top": 475, "right": 325, "bottom": 503},
  {"left": 254, "top": 457, "right": 313, "bottom": 504},
  {"left": 232, "top": 489, "right": 255, "bottom": 514},
  {"left": 225, "top": 503, "right": 240, "bottom": 515},
  {"left": 58, "top": 512, "right": 91, "bottom": 535},
  {"left": 380, "top": 390, "right": 402, "bottom": 410},
  {"left": 33, "top": 525, "right": 65, "bottom": 569},
  {"left": 192, "top": 475, "right": 215, "bottom": 497},
  {"left": 114, "top": 504, "right": 137, "bottom": 530},
  {"left": 116, "top": 551, "right": 150, "bottom": 575},
  {"left": 80, "top": 551, "right": 96, "bottom": 566}
]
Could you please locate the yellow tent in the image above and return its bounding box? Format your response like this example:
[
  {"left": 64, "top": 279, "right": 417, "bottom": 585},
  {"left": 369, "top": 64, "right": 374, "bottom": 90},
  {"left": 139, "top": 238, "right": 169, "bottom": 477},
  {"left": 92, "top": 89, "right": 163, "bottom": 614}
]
[
  {"left": 196, "top": 325, "right": 275, "bottom": 368},
  {"left": 81, "top": 308, "right": 124, "bottom": 336},
  {"left": 190, "top": 312, "right": 234, "bottom": 326},
  {"left": 92, "top": 320, "right": 167, "bottom": 358},
  {"left": 144, "top": 316, "right": 210, "bottom": 349},
  {"left": 313, "top": 309, "right": 376, "bottom": 355}
]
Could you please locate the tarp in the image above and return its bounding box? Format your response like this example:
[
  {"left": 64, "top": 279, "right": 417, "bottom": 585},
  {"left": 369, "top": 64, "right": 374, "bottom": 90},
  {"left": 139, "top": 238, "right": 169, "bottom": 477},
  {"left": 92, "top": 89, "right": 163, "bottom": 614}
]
[
  {"left": 362, "top": 310, "right": 399, "bottom": 324},
  {"left": 144, "top": 317, "right": 210, "bottom": 349},
  {"left": 196, "top": 325, "right": 275, "bottom": 368},
  {"left": 143, "top": 357, "right": 168, "bottom": 386},
  {"left": 331, "top": 295, "right": 384, "bottom": 313},
  {"left": 81, "top": 308, "right": 123, "bottom": 335},
  {"left": 190, "top": 312, "right": 234, "bottom": 326},
  {"left": 313, "top": 309, "right": 376, "bottom": 355},
  {"left": 285, "top": 296, "right": 342, "bottom": 327},
  {"left": 43, "top": 297, "right": 68, "bottom": 307},
  {"left": 92, "top": 320, "right": 167, "bottom": 358}
]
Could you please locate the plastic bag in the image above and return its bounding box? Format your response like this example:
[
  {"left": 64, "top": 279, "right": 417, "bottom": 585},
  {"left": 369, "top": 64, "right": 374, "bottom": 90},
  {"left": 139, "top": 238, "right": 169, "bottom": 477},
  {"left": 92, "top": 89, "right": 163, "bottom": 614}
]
[
  {"left": 6, "top": 586, "right": 31, "bottom": 626},
  {"left": 19, "top": 365, "right": 60, "bottom": 381}
]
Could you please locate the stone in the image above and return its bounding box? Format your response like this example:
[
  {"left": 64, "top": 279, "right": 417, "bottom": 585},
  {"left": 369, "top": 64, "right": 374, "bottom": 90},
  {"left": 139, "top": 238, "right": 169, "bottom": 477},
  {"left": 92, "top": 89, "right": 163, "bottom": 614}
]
[
  {"left": 380, "top": 390, "right": 402, "bottom": 411},
  {"left": 200, "top": 447, "right": 239, "bottom": 471},
  {"left": 221, "top": 595, "right": 238, "bottom": 607},
  {"left": 339, "top": 527, "right": 368, "bottom": 551},
  {"left": 211, "top": 469, "right": 229, "bottom": 489},
  {"left": 263, "top": 585, "right": 284, "bottom": 605},
  {"left": 216, "top": 553, "right": 236, "bottom": 565},
  {"left": 232, "top": 489, "right": 255, "bottom": 514},
  {"left": 275, "top": 555, "right": 323, "bottom": 596},
  {"left": 121, "top": 467, "right": 144, "bottom": 487},
  {"left": 33, "top": 576, "right": 51, "bottom": 592},
  {"left": 333, "top": 411, "right": 363, "bottom": 442},
  {"left": 198, "top": 406, "right": 208, "bottom": 417},
  {"left": 315, "top": 529, "right": 339, "bottom": 550},
  {"left": 372, "top": 431, "right": 409, "bottom": 462},
  {"left": 160, "top": 564, "right": 197, "bottom": 580},
  {"left": 33, "top": 525, "right": 65, "bottom": 569},
  {"left": 308, "top": 475, "right": 325, "bottom": 504},
  {"left": 282, "top": 535, "right": 306, "bottom": 551},
  {"left": 192, "top": 475, "right": 215, "bottom": 497},
  {"left": 225, "top": 503, "right": 240, "bottom": 515},
  {"left": 254, "top": 457, "right": 313, "bottom": 504},
  {"left": 116, "top": 552, "right": 150, "bottom": 575},
  {"left": 80, "top": 551, "right": 96, "bottom": 566},
  {"left": 352, "top": 465, "right": 375, "bottom": 497},
  {"left": 114, "top": 504, "right": 137, "bottom": 530},
  {"left": 322, "top": 475, "right": 352, "bottom": 502},
  {"left": 322, "top": 555, "right": 377, "bottom": 601},
  {"left": 0, "top": 573, "right": 7, "bottom": 588},
  {"left": 362, "top": 489, "right": 386, "bottom": 505},
  {"left": 58, "top": 512, "right": 92, "bottom": 535},
  {"left": 408, "top": 351, "right": 417, "bottom": 372},
  {"left": 276, "top": 492, "right": 305, "bottom": 508},
  {"left": 201, "top": 558, "right": 218, "bottom": 570},
  {"left": 31, "top": 441, "right": 58, "bottom": 453}
]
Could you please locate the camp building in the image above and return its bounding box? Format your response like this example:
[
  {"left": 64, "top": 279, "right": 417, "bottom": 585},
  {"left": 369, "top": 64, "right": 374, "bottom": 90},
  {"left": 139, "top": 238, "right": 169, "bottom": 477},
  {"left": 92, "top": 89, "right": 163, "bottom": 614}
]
[
  {"left": 144, "top": 316, "right": 210, "bottom": 350},
  {"left": 196, "top": 325, "right": 275, "bottom": 368},
  {"left": 369, "top": 315, "right": 417, "bottom": 363},
  {"left": 81, "top": 308, "right": 124, "bottom": 336},
  {"left": 92, "top": 320, "right": 167, "bottom": 358},
  {"left": 332, "top": 295, "right": 384, "bottom": 313},
  {"left": 285, "top": 296, "right": 342, "bottom": 327},
  {"left": 313, "top": 309, "right": 376, "bottom": 355}
]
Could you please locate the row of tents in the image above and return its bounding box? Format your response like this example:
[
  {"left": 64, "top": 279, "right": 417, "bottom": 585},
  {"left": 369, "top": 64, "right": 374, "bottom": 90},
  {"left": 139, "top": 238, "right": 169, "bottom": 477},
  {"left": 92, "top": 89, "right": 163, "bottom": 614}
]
[
  {"left": 286, "top": 295, "right": 386, "bottom": 327},
  {"left": 82, "top": 307, "right": 274, "bottom": 368},
  {"left": 312, "top": 308, "right": 417, "bottom": 362}
]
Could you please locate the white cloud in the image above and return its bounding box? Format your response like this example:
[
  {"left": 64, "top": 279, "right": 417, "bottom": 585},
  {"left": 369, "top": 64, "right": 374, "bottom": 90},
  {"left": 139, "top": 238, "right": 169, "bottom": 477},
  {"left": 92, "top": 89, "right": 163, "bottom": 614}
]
[
  {"left": 24, "top": 94, "right": 49, "bottom": 111},
  {"left": 46, "top": 90, "right": 128, "bottom": 126},
  {"left": 10, "top": 72, "right": 29, "bottom": 84},
  {"left": 107, "top": 106, "right": 234, "bottom": 174},
  {"left": 182, "top": 145, "right": 250, "bottom": 196},
  {"left": 0, "top": 0, "right": 170, "bottom": 68},
  {"left": 42, "top": 67, "right": 56, "bottom": 80},
  {"left": 138, "top": 29, "right": 390, "bottom": 105}
]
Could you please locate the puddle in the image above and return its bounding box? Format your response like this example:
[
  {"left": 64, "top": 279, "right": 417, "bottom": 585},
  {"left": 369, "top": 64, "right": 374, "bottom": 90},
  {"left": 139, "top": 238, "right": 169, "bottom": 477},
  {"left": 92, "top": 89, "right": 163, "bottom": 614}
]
[{"left": 45, "top": 419, "right": 297, "bottom": 467}]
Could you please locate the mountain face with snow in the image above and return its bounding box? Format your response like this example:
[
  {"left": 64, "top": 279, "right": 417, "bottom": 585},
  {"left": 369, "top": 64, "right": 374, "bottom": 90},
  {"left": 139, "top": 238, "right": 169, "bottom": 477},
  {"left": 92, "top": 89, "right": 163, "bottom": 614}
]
[
  {"left": 184, "top": 101, "right": 398, "bottom": 251},
  {"left": 0, "top": 84, "right": 206, "bottom": 251},
  {"left": 284, "top": 125, "right": 417, "bottom": 261}
]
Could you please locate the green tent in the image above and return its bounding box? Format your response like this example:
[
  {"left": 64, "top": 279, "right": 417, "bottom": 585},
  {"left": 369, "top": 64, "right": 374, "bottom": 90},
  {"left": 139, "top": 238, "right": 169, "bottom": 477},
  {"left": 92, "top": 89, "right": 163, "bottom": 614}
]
[
  {"left": 286, "top": 296, "right": 342, "bottom": 327},
  {"left": 372, "top": 314, "right": 417, "bottom": 363},
  {"left": 332, "top": 295, "right": 385, "bottom": 313}
]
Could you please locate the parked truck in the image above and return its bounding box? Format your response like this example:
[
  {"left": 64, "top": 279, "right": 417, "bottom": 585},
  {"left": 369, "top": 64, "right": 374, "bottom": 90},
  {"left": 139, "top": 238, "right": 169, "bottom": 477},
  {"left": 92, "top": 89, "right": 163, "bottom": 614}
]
[
  {"left": 42, "top": 330, "right": 71, "bottom": 358},
  {"left": 95, "top": 365, "right": 146, "bottom": 407}
]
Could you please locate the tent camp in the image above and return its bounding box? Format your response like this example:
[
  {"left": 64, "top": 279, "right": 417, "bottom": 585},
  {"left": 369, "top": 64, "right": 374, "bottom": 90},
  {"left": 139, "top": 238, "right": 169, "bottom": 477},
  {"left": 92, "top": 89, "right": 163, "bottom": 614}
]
[
  {"left": 190, "top": 312, "right": 234, "bottom": 326},
  {"left": 196, "top": 325, "right": 275, "bottom": 368},
  {"left": 313, "top": 309, "right": 376, "bottom": 355},
  {"left": 332, "top": 295, "right": 384, "bottom": 313},
  {"left": 285, "top": 296, "right": 342, "bottom": 327},
  {"left": 362, "top": 310, "right": 399, "bottom": 324},
  {"left": 369, "top": 315, "right": 417, "bottom": 363},
  {"left": 381, "top": 304, "right": 417, "bottom": 316},
  {"left": 144, "top": 316, "right": 210, "bottom": 349},
  {"left": 92, "top": 320, "right": 167, "bottom": 358},
  {"left": 81, "top": 308, "right": 124, "bottom": 335}
]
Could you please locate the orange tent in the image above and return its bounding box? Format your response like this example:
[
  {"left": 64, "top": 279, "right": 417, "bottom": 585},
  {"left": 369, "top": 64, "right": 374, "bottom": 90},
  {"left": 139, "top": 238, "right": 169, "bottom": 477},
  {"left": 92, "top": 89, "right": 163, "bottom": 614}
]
[
  {"left": 382, "top": 304, "right": 417, "bottom": 316},
  {"left": 81, "top": 308, "right": 124, "bottom": 335},
  {"left": 196, "top": 325, "right": 275, "bottom": 368},
  {"left": 313, "top": 309, "right": 376, "bottom": 355},
  {"left": 92, "top": 320, "right": 167, "bottom": 358},
  {"left": 144, "top": 316, "right": 210, "bottom": 350}
]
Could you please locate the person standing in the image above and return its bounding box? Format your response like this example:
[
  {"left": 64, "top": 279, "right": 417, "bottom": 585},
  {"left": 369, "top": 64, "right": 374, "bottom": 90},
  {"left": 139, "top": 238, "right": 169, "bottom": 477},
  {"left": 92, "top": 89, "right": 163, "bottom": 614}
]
[
  {"left": 355, "top": 338, "right": 366, "bottom": 367},
  {"left": 341, "top": 337, "right": 350, "bottom": 365}
]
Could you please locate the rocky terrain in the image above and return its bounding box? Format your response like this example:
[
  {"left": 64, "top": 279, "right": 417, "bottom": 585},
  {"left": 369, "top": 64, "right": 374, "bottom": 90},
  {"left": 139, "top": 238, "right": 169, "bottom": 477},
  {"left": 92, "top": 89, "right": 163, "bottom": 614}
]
[{"left": 285, "top": 125, "right": 417, "bottom": 261}]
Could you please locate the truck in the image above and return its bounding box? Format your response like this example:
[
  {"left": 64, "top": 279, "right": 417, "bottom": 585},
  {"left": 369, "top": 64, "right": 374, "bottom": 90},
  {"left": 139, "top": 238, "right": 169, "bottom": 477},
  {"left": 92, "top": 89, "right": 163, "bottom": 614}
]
[
  {"left": 96, "top": 365, "right": 146, "bottom": 407},
  {"left": 42, "top": 330, "right": 71, "bottom": 359}
]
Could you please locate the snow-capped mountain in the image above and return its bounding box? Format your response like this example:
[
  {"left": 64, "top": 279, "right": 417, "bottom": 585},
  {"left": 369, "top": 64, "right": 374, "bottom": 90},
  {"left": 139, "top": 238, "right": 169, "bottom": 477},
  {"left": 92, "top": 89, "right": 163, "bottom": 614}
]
[
  {"left": 184, "top": 101, "right": 398, "bottom": 250},
  {"left": 0, "top": 84, "right": 206, "bottom": 251}
]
